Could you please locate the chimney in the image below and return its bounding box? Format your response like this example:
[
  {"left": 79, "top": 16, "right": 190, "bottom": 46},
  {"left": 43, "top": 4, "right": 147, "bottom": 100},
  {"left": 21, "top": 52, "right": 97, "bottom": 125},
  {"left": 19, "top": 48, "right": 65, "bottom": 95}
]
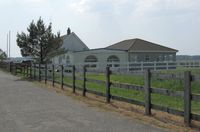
[{"left": 67, "top": 28, "right": 71, "bottom": 35}]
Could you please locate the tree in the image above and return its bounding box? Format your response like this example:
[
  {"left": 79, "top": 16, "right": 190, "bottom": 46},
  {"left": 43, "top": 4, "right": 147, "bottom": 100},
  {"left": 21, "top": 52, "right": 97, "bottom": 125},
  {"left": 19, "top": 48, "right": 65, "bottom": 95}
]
[
  {"left": 17, "top": 17, "right": 64, "bottom": 63},
  {"left": 0, "top": 49, "right": 7, "bottom": 61}
]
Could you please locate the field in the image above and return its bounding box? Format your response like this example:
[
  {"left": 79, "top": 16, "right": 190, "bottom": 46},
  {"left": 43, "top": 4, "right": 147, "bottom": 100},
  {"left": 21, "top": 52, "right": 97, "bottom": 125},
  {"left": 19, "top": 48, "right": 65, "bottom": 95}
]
[
  {"left": 16, "top": 66, "right": 200, "bottom": 115},
  {"left": 43, "top": 67, "right": 200, "bottom": 115}
]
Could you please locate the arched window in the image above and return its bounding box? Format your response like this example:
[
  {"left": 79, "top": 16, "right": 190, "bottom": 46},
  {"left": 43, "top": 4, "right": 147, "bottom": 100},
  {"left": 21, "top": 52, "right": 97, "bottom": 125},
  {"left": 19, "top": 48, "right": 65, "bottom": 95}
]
[
  {"left": 85, "top": 55, "right": 98, "bottom": 68},
  {"left": 107, "top": 55, "right": 120, "bottom": 67},
  {"left": 85, "top": 55, "right": 98, "bottom": 62},
  {"left": 107, "top": 55, "right": 120, "bottom": 62}
]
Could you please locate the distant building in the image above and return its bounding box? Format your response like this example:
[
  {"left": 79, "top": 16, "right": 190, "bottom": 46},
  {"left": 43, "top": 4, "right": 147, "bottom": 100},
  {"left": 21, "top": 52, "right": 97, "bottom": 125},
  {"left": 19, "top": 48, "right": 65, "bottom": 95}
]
[
  {"left": 106, "top": 38, "right": 178, "bottom": 62},
  {"left": 5, "top": 56, "right": 33, "bottom": 63},
  {"left": 60, "top": 29, "right": 89, "bottom": 52},
  {"left": 51, "top": 29, "right": 178, "bottom": 71},
  {"left": 52, "top": 29, "right": 89, "bottom": 65}
]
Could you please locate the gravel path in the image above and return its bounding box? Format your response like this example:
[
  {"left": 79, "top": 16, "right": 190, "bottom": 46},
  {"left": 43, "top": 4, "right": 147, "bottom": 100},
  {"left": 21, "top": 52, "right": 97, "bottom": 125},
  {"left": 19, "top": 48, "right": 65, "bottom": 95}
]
[{"left": 0, "top": 70, "right": 166, "bottom": 132}]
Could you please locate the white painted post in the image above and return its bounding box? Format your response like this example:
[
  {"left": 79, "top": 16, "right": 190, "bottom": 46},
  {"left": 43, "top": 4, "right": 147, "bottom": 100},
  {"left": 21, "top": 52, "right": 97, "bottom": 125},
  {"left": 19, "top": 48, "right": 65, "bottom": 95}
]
[
  {"left": 127, "top": 62, "right": 129, "bottom": 72},
  {"left": 141, "top": 62, "right": 144, "bottom": 71},
  {"left": 166, "top": 62, "right": 169, "bottom": 70}
]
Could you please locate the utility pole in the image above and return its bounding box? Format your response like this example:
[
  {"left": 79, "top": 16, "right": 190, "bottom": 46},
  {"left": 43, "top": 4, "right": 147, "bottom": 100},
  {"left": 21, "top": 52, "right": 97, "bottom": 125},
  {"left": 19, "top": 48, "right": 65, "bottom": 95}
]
[
  {"left": 6, "top": 33, "right": 8, "bottom": 57},
  {"left": 9, "top": 30, "right": 11, "bottom": 58}
]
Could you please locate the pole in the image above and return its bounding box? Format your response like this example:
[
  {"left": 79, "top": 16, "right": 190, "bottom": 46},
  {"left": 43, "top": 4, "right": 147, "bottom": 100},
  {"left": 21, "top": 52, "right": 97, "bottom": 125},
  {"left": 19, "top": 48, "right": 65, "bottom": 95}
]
[
  {"left": 9, "top": 30, "right": 11, "bottom": 58},
  {"left": 39, "top": 63, "right": 41, "bottom": 81},
  {"left": 6, "top": 33, "right": 8, "bottom": 57},
  {"left": 106, "top": 67, "right": 111, "bottom": 103},
  {"left": 82, "top": 66, "right": 86, "bottom": 96},
  {"left": 184, "top": 71, "right": 191, "bottom": 126},
  {"left": 52, "top": 65, "right": 55, "bottom": 86},
  {"left": 61, "top": 65, "right": 64, "bottom": 90},
  {"left": 72, "top": 65, "right": 75, "bottom": 93},
  {"left": 144, "top": 69, "right": 151, "bottom": 115},
  {"left": 45, "top": 64, "right": 47, "bottom": 84},
  {"left": 34, "top": 63, "right": 36, "bottom": 79}
]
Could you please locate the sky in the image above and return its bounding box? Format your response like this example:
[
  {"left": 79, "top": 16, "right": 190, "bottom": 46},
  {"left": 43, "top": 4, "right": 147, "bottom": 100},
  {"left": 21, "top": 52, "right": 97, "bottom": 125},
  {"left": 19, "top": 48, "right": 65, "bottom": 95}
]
[{"left": 0, "top": 0, "right": 200, "bottom": 57}]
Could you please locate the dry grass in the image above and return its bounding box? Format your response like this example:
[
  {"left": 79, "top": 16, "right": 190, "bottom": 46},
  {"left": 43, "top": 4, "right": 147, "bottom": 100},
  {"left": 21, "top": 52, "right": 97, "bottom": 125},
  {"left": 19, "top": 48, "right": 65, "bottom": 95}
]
[{"left": 33, "top": 80, "right": 200, "bottom": 132}]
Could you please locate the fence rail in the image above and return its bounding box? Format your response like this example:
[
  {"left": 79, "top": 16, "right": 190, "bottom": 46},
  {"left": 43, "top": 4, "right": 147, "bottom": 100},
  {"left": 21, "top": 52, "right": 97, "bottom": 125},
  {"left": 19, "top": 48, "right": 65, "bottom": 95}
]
[
  {"left": 75, "top": 60, "right": 200, "bottom": 72},
  {"left": 1, "top": 61, "right": 200, "bottom": 127}
]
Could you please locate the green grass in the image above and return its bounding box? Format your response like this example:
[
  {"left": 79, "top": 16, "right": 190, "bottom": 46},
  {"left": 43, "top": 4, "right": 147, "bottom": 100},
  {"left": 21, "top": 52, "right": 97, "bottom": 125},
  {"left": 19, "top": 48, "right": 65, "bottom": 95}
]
[
  {"left": 17, "top": 67, "right": 200, "bottom": 114},
  {"left": 82, "top": 69, "right": 200, "bottom": 114}
]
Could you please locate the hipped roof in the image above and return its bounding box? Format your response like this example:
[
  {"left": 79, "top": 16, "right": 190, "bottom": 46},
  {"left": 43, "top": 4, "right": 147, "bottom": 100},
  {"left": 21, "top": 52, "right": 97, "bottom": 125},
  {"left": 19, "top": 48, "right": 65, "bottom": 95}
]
[{"left": 106, "top": 38, "right": 178, "bottom": 53}]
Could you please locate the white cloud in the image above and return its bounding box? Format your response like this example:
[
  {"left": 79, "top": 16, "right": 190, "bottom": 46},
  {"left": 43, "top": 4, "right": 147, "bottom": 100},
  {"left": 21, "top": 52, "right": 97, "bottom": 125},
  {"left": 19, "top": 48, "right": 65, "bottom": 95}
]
[
  {"left": 134, "top": 0, "right": 200, "bottom": 16},
  {"left": 69, "top": 0, "right": 90, "bottom": 14},
  {"left": 0, "top": 0, "right": 47, "bottom": 5},
  {"left": 16, "top": 0, "right": 46, "bottom": 3},
  {"left": 69, "top": 0, "right": 133, "bottom": 14},
  {"left": 69, "top": 0, "right": 200, "bottom": 16}
]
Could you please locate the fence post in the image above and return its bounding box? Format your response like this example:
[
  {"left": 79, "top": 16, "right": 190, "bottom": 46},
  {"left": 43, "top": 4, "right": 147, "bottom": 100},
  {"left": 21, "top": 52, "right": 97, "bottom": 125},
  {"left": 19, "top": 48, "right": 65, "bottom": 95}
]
[
  {"left": 22, "top": 65, "right": 24, "bottom": 76},
  {"left": 184, "top": 71, "right": 191, "bottom": 126},
  {"left": 34, "top": 63, "right": 36, "bottom": 80},
  {"left": 26, "top": 65, "right": 29, "bottom": 77},
  {"left": 144, "top": 69, "right": 151, "bottom": 115},
  {"left": 9, "top": 62, "right": 12, "bottom": 72},
  {"left": 14, "top": 64, "right": 16, "bottom": 74},
  {"left": 72, "top": 65, "right": 76, "bottom": 93},
  {"left": 45, "top": 64, "right": 47, "bottom": 84},
  {"left": 82, "top": 66, "right": 86, "bottom": 96},
  {"left": 52, "top": 64, "right": 55, "bottom": 87},
  {"left": 106, "top": 66, "right": 111, "bottom": 103},
  {"left": 20, "top": 64, "right": 22, "bottom": 75},
  {"left": 39, "top": 63, "right": 41, "bottom": 81},
  {"left": 23, "top": 65, "right": 25, "bottom": 76},
  {"left": 19, "top": 64, "right": 22, "bottom": 75},
  {"left": 30, "top": 63, "right": 32, "bottom": 79},
  {"left": 61, "top": 65, "right": 64, "bottom": 90}
]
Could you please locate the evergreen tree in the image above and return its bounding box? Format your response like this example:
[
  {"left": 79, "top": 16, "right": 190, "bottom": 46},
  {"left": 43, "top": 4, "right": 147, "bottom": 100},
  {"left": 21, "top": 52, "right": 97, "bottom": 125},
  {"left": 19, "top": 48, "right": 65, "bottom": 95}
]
[
  {"left": 17, "top": 17, "right": 64, "bottom": 63},
  {"left": 0, "top": 49, "right": 7, "bottom": 61}
]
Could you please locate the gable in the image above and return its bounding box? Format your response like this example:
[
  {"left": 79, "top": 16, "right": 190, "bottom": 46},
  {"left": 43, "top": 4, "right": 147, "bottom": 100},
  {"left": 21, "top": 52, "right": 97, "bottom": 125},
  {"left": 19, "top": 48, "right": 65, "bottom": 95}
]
[{"left": 61, "top": 32, "right": 89, "bottom": 52}]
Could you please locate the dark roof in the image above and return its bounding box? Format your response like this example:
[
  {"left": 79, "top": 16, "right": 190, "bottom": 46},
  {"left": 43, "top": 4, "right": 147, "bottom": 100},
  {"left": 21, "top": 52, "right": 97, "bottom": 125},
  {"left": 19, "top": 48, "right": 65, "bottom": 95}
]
[
  {"left": 60, "top": 32, "right": 89, "bottom": 51},
  {"left": 106, "top": 38, "right": 178, "bottom": 52}
]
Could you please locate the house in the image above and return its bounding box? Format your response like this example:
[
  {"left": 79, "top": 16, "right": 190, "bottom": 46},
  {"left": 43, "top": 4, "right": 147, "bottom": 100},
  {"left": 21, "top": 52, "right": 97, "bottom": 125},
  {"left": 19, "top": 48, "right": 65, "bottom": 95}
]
[
  {"left": 52, "top": 28, "right": 89, "bottom": 65},
  {"left": 60, "top": 28, "right": 89, "bottom": 52},
  {"left": 106, "top": 38, "right": 178, "bottom": 62},
  {"left": 73, "top": 48, "right": 127, "bottom": 68},
  {"left": 51, "top": 30, "right": 178, "bottom": 71}
]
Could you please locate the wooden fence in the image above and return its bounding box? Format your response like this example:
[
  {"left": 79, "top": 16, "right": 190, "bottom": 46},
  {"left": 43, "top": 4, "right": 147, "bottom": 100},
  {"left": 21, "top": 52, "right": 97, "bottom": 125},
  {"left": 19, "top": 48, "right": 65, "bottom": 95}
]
[{"left": 1, "top": 62, "right": 200, "bottom": 127}]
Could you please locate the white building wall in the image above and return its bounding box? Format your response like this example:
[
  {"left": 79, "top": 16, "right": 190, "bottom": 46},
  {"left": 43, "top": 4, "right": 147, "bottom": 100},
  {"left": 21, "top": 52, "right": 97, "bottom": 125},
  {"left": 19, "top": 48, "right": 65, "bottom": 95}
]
[
  {"left": 52, "top": 49, "right": 128, "bottom": 70},
  {"left": 73, "top": 49, "right": 128, "bottom": 68},
  {"left": 52, "top": 51, "right": 75, "bottom": 66}
]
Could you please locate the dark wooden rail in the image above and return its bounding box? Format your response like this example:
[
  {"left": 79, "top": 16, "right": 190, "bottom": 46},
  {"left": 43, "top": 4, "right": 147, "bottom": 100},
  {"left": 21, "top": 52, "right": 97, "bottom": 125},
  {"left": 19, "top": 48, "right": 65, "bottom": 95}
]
[{"left": 1, "top": 62, "right": 200, "bottom": 127}]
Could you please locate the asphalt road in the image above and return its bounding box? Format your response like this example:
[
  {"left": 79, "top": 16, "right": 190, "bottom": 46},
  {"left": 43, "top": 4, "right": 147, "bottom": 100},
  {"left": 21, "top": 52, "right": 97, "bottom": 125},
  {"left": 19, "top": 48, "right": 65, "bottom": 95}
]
[{"left": 0, "top": 70, "right": 166, "bottom": 132}]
